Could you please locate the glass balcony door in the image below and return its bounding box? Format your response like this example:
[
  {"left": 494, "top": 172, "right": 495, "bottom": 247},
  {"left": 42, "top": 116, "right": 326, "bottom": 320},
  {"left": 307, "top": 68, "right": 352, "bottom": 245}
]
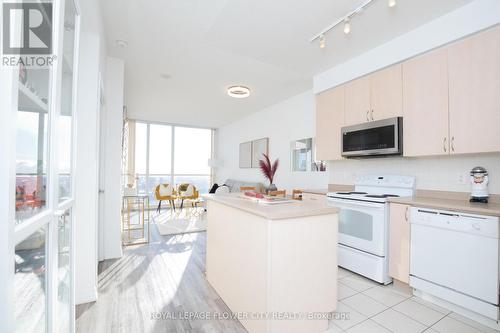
[
  {"left": 0, "top": 0, "right": 80, "bottom": 332},
  {"left": 129, "top": 122, "right": 212, "bottom": 208}
]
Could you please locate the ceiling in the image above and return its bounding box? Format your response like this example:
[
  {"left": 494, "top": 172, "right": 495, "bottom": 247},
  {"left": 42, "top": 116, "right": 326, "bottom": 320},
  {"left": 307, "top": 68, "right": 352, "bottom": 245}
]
[{"left": 101, "top": 0, "right": 473, "bottom": 128}]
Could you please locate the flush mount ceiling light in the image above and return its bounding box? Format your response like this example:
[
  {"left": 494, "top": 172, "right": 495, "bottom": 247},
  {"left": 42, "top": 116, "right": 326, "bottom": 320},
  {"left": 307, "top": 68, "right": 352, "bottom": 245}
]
[
  {"left": 227, "top": 86, "right": 251, "bottom": 99},
  {"left": 115, "top": 39, "right": 128, "bottom": 48},
  {"left": 310, "top": 0, "right": 395, "bottom": 48}
]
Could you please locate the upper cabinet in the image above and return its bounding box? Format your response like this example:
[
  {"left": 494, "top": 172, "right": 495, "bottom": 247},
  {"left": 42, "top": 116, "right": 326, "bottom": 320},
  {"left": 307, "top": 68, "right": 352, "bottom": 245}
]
[
  {"left": 370, "top": 64, "right": 403, "bottom": 121},
  {"left": 344, "top": 65, "right": 402, "bottom": 126},
  {"left": 403, "top": 49, "right": 450, "bottom": 157},
  {"left": 448, "top": 26, "right": 500, "bottom": 155},
  {"left": 344, "top": 76, "right": 370, "bottom": 125},
  {"left": 315, "top": 26, "right": 500, "bottom": 160},
  {"left": 316, "top": 85, "right": 345, "bottom": 161}
]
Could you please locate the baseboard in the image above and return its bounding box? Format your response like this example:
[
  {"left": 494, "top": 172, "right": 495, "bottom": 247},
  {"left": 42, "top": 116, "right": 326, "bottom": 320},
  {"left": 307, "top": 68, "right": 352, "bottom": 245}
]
[{"left": 413, "top": 289, "right": 500, "bottom": 331}]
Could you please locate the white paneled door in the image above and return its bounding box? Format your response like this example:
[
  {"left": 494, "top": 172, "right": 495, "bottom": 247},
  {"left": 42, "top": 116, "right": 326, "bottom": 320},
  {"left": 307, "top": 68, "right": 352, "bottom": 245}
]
[{"left": 0, "top": 1, "right": 80, "bottom": 332}]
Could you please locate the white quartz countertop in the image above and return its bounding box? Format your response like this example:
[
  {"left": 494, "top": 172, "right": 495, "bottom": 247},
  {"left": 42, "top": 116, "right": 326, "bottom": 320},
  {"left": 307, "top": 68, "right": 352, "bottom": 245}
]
[
  {"left": 203, "top": 193, "right": 339, "bottom": 220},
  {"left": 388, "top": 196, "right": 500, "bottom": 217}
]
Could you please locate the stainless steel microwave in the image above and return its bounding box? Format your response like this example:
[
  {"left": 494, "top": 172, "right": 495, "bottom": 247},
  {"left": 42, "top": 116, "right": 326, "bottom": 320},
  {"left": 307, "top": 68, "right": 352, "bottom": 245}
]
[{"left": 341, "top": 117, "right": 403, "bottom": 157}]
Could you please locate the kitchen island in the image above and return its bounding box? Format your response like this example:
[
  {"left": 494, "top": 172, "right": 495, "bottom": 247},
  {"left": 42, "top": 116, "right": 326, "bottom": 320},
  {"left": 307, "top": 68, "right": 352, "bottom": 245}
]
[{"left": 204, "top": 193, "right": 339, "bottom": 333}]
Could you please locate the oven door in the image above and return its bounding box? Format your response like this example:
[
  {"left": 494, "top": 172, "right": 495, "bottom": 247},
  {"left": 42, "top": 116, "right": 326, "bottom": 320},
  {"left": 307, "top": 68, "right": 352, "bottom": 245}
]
[{"left": 328, "top": 198, "right": 386, "bottom": 256}]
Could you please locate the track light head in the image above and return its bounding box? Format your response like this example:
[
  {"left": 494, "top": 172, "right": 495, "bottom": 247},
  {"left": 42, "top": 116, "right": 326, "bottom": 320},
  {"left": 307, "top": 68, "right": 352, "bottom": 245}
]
[
  {"left": 319, "top": 34, "right": 326, "bottom": 49},
  {"left": 343, "top": 19, "right": 351, "bottom": 34}
]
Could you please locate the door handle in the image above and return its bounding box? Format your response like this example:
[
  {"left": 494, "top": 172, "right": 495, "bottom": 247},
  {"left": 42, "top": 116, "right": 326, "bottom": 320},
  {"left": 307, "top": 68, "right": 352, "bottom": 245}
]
[
  {"left": 443, "top": 137, "right": 447, "bottom": 152},
  {"left": 451, "top": 136, "right": 455, "bottom": 152},
  {"left": 405, "top": 206, "right": 409, "bottom": 222},
  {"left": 366, "top": 110, "right": 370, "bottom": 122},
  {"left": 371, "top": 109, "right": 374, "bottom": 121}
]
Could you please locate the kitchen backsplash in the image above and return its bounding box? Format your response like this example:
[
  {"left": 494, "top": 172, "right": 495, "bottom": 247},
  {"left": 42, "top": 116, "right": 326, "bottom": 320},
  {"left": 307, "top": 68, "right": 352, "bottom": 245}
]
[{"left": 328, "top": 153, "right": 500, "bottom": 194}]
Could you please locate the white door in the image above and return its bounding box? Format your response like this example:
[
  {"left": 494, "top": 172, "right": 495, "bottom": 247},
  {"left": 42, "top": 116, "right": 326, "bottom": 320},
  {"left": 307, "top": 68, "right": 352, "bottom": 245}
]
[
  {"left": 329, "top": 199, "right": 386, "bottom": 256},
  {"left": 0, "top": 0, "right": 80, "bottom": 332}
]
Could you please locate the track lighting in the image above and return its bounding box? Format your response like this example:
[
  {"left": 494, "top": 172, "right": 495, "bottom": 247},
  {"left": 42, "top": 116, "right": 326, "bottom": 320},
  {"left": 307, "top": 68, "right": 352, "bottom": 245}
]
[
  {"left": 311, "top": 0, "right": 400, "bottom": 48},
  {"left": 343, "top": 19, "right": 351, "bottom": 34},
  {"left": 319, "top": 34, "right": 326, "bottom": 49}
]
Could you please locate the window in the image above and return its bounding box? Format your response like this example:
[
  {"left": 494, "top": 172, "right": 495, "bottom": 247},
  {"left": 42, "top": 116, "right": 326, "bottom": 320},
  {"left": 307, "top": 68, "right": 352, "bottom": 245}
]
[
  {"left": 149, "top": 124, "right": 172, "bottom": 174},
  {"left": 126, "top": 122, "right": 213, "bottom": 206},
  {"left": 174, "top": 127, "right": 212, "bottom": 194},
  {"left": 16, "top": 110, "right": 49, "bottom": 223}
]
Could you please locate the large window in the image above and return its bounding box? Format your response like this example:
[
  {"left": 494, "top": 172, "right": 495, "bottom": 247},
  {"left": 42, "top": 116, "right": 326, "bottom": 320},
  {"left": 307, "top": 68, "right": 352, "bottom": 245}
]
[{"left": 130, "top": 122, "right": 213, "bottom": 205}]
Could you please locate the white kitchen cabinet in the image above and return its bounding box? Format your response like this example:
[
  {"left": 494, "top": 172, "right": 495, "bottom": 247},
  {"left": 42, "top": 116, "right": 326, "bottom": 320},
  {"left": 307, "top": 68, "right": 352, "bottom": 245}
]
[
  {"left": 389, "top": 203, "right": 411, "bottom": 284},
  {"left": 448, "top": 26, "right": 500, "bottom": 154},
  {"left": 370, "top": 64, "right": 403, "bottom": 121},
  {"left": 344, "top": 76, "right": 371, "bottom": 125},
  {"left": 315, "top": 86, "right": 345, "bottom": 161},
  {"left": 403, "top": 48, "right": 450, "bottom": 156},
  {"left": 344, "top": 65, "right": 402, "bottom": 126}
]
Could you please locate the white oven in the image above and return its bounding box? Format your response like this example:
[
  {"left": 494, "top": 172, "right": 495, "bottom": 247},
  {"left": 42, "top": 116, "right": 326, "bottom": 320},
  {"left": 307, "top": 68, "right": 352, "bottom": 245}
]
[
  {"left": 330, "top": 198, "right": 386, "bottom": 256},
  {"left": 327, "top": 175, "right": 415, "bottom": 284}
]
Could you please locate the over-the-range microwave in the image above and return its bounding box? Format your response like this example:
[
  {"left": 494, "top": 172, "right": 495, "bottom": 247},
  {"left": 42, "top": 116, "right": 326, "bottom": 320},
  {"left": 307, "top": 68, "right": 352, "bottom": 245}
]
[{"left": 341, "top": 117, "right": 403, "bottom": 157}]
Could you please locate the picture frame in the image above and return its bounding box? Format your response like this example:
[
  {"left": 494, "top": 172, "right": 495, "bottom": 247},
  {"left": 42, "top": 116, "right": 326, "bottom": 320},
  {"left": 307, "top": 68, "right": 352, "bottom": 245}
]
[
  {"left": 251, "top": 137, "right": 269, "bottom": 168},
  {"left": 239, "top": 141, "right": 252, "bottom": 168}
]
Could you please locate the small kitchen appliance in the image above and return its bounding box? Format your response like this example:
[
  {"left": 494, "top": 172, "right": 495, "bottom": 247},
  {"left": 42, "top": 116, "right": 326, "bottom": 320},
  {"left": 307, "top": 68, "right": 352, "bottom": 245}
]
[
  {"left": 470, "top": 166, "right": 489, "bottom": 203},
  {"left": 341, "top": 117, "right": 403, "bottom": 157}
]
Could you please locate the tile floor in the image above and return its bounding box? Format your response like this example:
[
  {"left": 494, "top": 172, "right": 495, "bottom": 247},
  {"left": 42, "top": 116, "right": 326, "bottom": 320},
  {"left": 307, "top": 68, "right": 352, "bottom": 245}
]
[{"left": 328, "top": 268, "right": 499, "bottom": 333}]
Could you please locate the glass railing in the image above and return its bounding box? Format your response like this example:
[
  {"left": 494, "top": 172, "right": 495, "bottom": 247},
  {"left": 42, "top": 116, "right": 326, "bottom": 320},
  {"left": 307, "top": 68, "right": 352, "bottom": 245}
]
[{"left": 123, "top": 174, "right": 211, "bottom": 208}]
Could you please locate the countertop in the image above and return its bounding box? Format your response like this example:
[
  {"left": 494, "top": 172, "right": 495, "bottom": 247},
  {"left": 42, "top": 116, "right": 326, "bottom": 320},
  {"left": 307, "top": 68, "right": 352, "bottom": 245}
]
[
  {"left": 388, "top": 196, "right": 500, "bottom": 217},
  {"left": 301, "top": 189, "right": 329, "bottom": 195},
  {"left": 204, "top": 193, "right": 339, "bottom": 220}
]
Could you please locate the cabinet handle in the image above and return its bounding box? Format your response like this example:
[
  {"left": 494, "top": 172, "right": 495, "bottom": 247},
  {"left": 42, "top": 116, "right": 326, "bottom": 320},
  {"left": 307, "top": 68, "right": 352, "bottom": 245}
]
[
  {"left": 371, "top": 109, "right": 374, "bottom": 121},
  {"left": 451, "top": 136, "right": 455, "bottom": 152},
  {"left": 443, "top": 137, "right": 447, "bottom": 152},
  {"left": 405, "top": 206, "right": 409, "bottom": 222},
  {"left": 366, "top": 110, "right": 370, "bottom": 122}
]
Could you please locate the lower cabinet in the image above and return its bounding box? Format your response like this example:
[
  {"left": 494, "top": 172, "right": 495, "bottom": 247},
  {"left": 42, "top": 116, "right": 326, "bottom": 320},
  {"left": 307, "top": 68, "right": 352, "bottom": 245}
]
[{"left": 389, "top": 203, "right": 411, "bottom": 283}]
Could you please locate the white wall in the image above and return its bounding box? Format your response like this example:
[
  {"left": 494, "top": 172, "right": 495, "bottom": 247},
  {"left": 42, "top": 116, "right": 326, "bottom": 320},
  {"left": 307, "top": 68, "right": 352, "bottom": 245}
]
[
  {"left": 314, "top": 0, "right": 500, "bottom": 93},
  {"left": 101, "top": 57, "right": 125, "bottom": 260},
  {"left": 216, "top": 91, "right": 329, "bottom": 193},
  {"left": 74, "top": 0, "right": 108, "bottom": 305},
  {"left": 329, "top": 155, "right": 500, "bottom": 194},
  {"left": 216, "top": 90, "right": 500, "bottom": 195},
  {"left": 74, "top": 33, "right": 101, "bottom": 305}
]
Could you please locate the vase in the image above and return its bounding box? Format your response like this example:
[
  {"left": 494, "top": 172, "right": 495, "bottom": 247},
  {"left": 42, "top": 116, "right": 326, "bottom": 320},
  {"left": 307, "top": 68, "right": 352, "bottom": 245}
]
[{"left": 267, "top": 184, "right": 277, "bottom": 193}]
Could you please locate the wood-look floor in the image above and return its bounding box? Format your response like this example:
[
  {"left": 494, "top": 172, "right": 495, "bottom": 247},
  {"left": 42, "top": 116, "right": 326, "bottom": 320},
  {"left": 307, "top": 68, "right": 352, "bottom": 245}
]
[{"left": 75, "top": 210, "right": 247, "bottom": 333}]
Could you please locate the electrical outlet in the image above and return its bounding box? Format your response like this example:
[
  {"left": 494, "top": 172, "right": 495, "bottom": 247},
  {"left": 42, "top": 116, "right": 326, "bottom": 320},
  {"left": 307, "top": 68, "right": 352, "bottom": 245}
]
[{"left": 457, "top": 172, "right": 468, "bottom": 185}]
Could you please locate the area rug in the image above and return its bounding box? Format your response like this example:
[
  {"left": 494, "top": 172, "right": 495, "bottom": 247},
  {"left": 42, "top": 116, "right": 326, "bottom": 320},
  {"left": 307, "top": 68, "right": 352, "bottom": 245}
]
[{"left": 155, "top": 218, "right": 207, "bottom": 236}]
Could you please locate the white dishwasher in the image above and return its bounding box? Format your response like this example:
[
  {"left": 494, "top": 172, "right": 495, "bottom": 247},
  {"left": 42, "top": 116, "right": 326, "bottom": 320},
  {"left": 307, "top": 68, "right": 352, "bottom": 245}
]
[{"left": 410, "top": 207, "right": 500, "bottom": 320}]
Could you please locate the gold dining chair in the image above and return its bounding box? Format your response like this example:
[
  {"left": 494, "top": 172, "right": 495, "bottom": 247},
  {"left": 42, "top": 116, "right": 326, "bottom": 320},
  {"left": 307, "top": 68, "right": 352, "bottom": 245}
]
[
  {"left": 177, "top": 183, "right": 199, "bottom": 210},
  {"left": 292, "top": 189, "right": 303, "bottom": 200},
  {"left": 155, "top": 184, "right": 177, "bottom": 213}
]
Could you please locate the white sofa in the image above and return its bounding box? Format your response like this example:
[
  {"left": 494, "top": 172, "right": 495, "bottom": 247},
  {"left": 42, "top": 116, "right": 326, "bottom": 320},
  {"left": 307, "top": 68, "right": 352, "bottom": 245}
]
[{"left": 223, "top": 179, "right": 264, "bottom": 193}]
